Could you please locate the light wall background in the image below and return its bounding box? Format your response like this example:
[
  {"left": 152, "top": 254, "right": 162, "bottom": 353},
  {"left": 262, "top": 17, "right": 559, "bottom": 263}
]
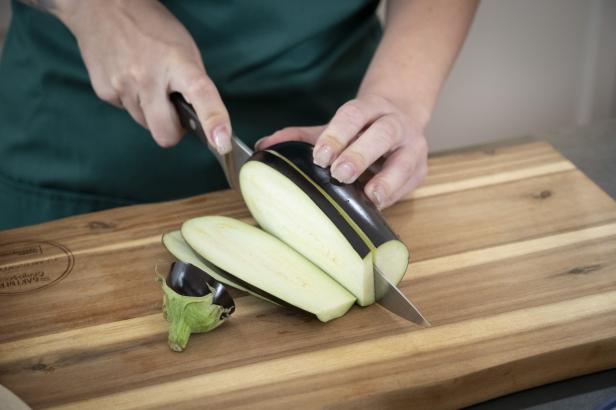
[
  {"left": 423, "top": 0, "right": 616, "bottom": 151},
  {"left": 1, "top": 0, "right": 615, "bottom": 152}
]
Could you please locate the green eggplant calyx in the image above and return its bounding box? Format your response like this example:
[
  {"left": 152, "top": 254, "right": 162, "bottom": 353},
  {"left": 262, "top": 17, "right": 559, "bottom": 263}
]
[{"left": 156, "top": 274, "right": 233, "bottom": 352}]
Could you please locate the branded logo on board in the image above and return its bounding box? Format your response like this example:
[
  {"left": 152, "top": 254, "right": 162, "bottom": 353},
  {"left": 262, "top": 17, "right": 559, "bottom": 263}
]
[{"left": 0, "top": 241, "right": 74, "bottom": 295}]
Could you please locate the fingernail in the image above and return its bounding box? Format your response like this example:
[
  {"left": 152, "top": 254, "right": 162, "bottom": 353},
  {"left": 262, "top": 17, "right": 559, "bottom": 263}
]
[
  {"left": 332, "top": 162, "right": 355, "bottom": 183},
  {"left": 213, "top": 125, "right": 231, "bottom": 154},
  {"left": 313, "top": 144, "right": 334, "bottom": 167},
  {"left": 254, "top": 136, "right": 268, "bottom": 150},
  {"left": 370, "top": 184, "right": 387, "bottom": 209}
]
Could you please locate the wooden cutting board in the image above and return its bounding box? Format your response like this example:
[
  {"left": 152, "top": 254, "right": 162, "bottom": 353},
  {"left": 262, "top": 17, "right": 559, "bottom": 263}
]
[{"left": 1, "top": 140, "right": 615, "bottom": 409}]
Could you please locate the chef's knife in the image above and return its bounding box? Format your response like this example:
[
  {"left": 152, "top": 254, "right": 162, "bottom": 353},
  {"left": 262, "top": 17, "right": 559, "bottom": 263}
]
[
  {"left": 170, "top": 92, "right": 252, "bottom": 190},
  {"left": 171, "top": 92, "right": 429, "bottom": 325},
  {"left": 374, "top": 263, "right": 430, "bottom": 326}
]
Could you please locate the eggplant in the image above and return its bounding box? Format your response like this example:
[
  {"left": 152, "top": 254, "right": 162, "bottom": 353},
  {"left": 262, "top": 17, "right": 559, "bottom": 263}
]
[
  {"left": 163, "top": 230, "right": 296, "bottom": 309},
  {"left": 163, "top": 230, "right": 249, "bottom": 292},
  {"left": 181, "top": 216, "right": 356, "bottom": 322},
  {"left": 157, "top": 262, "right": 235, "bottom": 352},
  {"left": 239, "top": 141, "right": 409, "bottom": 306}
]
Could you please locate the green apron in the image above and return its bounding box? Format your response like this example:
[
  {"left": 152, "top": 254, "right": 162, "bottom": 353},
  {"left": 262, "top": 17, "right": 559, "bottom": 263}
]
[{"left": 0, "top": 0, "right": 382, "bottom": 230}]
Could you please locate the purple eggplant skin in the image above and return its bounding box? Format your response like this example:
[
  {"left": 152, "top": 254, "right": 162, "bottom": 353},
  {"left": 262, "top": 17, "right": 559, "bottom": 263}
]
[
  {"left": 167, "top": 262, "right": 235, "bottom": 314},
  {"left": 248, "top": 141, "right": 403, "bottom": 258}
]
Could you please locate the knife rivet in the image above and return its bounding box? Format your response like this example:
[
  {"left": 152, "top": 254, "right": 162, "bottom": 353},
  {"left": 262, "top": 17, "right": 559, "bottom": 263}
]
[{"left": 189, "top": 118, "right": 197, "bottom": 131}]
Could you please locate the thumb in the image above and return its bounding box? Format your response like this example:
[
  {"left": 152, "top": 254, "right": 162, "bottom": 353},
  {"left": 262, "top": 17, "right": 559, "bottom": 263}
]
[{"left": 256, "top": 125, "right": 326, "bottom": 150}]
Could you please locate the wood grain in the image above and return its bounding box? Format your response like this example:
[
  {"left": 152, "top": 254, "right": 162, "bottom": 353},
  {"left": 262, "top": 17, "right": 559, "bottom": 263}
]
[{"left": 0, "top": 140, "right": 615, "bottom": 409}]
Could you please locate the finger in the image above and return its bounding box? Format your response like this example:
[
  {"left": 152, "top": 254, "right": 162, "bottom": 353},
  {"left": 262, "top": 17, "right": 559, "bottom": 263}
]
[
  {"left": 313, "top": 97, "right": 390, "bottom": 168},
  {"left": 108, "top": 98, "right": 124, "bottom": 110},
  {"left": 98, "top": 89, "right": 123, "bottom": 109},
  {"left": 106, "top": 73, "right": 145, "bottom": 127},
  {"left": 382, "top": 163, "right": 427, "bottom": 209},
  {"left": 170, "top": 67, "right": 231, "bottom": 155},
  {"left": 363, "top": 139, "right": 428, "bottom": 209},
  {"left": 89, "top": 70, "right": 123, "bottom": 108},
  {"left": 119, "top": 92, "right": 148, "bottom": 129},
  {"left": 108, "top": 69, "right": 148, "bottom": 126},
  {"left": 330, "top": 114, "right": 404, "bottom": 183},
  {"left": 140, "top": 86, "right": 183, "bottom": 148},
  {"left": 256, "top": 125, "right": 325, "bottom": 150}
]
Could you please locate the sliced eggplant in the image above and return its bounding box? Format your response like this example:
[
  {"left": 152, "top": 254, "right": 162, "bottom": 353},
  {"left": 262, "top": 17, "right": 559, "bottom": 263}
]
[
  {"left": 163, "top": 230, "right": 248, "bottom": 292},
  {"left": 163, "top": 230, "right": 296, "bottom": 309},
  {"left": 181, "top": 216, "right": 356, "bottom": 322},
  {"left": 239, "top": 141, "right": 409, "bottom": 306}
]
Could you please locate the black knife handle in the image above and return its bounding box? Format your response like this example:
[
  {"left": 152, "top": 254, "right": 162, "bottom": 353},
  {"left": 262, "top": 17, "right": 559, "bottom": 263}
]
[{"left": 170, "top": 92, "right": 208, "bottom": 145}]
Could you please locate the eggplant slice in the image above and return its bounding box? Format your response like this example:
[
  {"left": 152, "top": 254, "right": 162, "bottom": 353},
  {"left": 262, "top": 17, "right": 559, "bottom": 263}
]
[
  {"left": 240, "top": 141, "right": 410, "bottom": 306},
  {"left": 181, "top": 216, "right": 356, "bottom": 322},
  {"left": 163, "top": 230, "right": 296, "bottom": 308},
  {"left": 163, "top": 230, "right": 249, "bottom": 292}
]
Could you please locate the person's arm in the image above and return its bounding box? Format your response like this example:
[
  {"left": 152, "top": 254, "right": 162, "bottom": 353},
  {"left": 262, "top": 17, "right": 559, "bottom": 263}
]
[
  {"left": 259, "top": 0, "right": 479, "bottom": 209},
  {"left": 16, "top": 0, "right": 232, "bottom": 153}
]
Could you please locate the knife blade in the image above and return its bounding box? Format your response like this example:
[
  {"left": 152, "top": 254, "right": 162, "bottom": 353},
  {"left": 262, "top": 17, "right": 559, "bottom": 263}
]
[
  {"left": 170, "top": 92, "right": 252, "bottom": 190},
  {"left": 374, "top": 264, "right": 430, "bottom": 326}
]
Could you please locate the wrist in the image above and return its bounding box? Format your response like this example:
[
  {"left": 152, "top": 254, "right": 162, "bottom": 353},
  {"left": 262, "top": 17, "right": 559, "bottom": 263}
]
[{"left": 357, "top": 86, "right": 432, "bottom": 132}]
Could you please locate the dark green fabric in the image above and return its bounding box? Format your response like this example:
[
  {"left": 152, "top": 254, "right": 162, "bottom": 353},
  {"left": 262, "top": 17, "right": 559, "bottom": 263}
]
[{"left": 0, "top": 0, "right": 382, "bottom": 230}]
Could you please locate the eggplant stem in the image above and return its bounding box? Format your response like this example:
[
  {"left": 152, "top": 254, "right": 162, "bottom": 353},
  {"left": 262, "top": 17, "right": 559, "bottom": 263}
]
[{"left": 168, "top": 318, "right": 191, "bottom": 352}]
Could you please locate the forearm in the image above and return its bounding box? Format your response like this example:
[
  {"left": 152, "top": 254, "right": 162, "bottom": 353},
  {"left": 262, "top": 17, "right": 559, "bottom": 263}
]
[{"left": 359, "top": 0, "right": 479, "bottom": 127}]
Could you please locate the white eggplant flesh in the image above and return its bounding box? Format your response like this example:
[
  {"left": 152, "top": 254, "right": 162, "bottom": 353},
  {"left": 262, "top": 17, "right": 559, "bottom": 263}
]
[
  {"left": 373, "top": 240, "right": 410, "bottom": 285},
  {"left": 241, "top": 161, "right": 375, "bottom": 305},
  {"left": 181, "top": 216, "right": 356, "bottom": 322},
  {"left": 163, "top": 230, "right": 249, "bottom": 292}
]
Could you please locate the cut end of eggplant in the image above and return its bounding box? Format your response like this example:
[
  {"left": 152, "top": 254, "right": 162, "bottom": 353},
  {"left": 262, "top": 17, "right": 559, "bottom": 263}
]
[
  {"left": 157, "top": 262, "right": 235, "bottom": 352},
  {"left": 166, "top": 261, "right": 236, "bottom": 310},
  {"left": 374, "top": 240, "right": 410, "bottom": 286}
]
